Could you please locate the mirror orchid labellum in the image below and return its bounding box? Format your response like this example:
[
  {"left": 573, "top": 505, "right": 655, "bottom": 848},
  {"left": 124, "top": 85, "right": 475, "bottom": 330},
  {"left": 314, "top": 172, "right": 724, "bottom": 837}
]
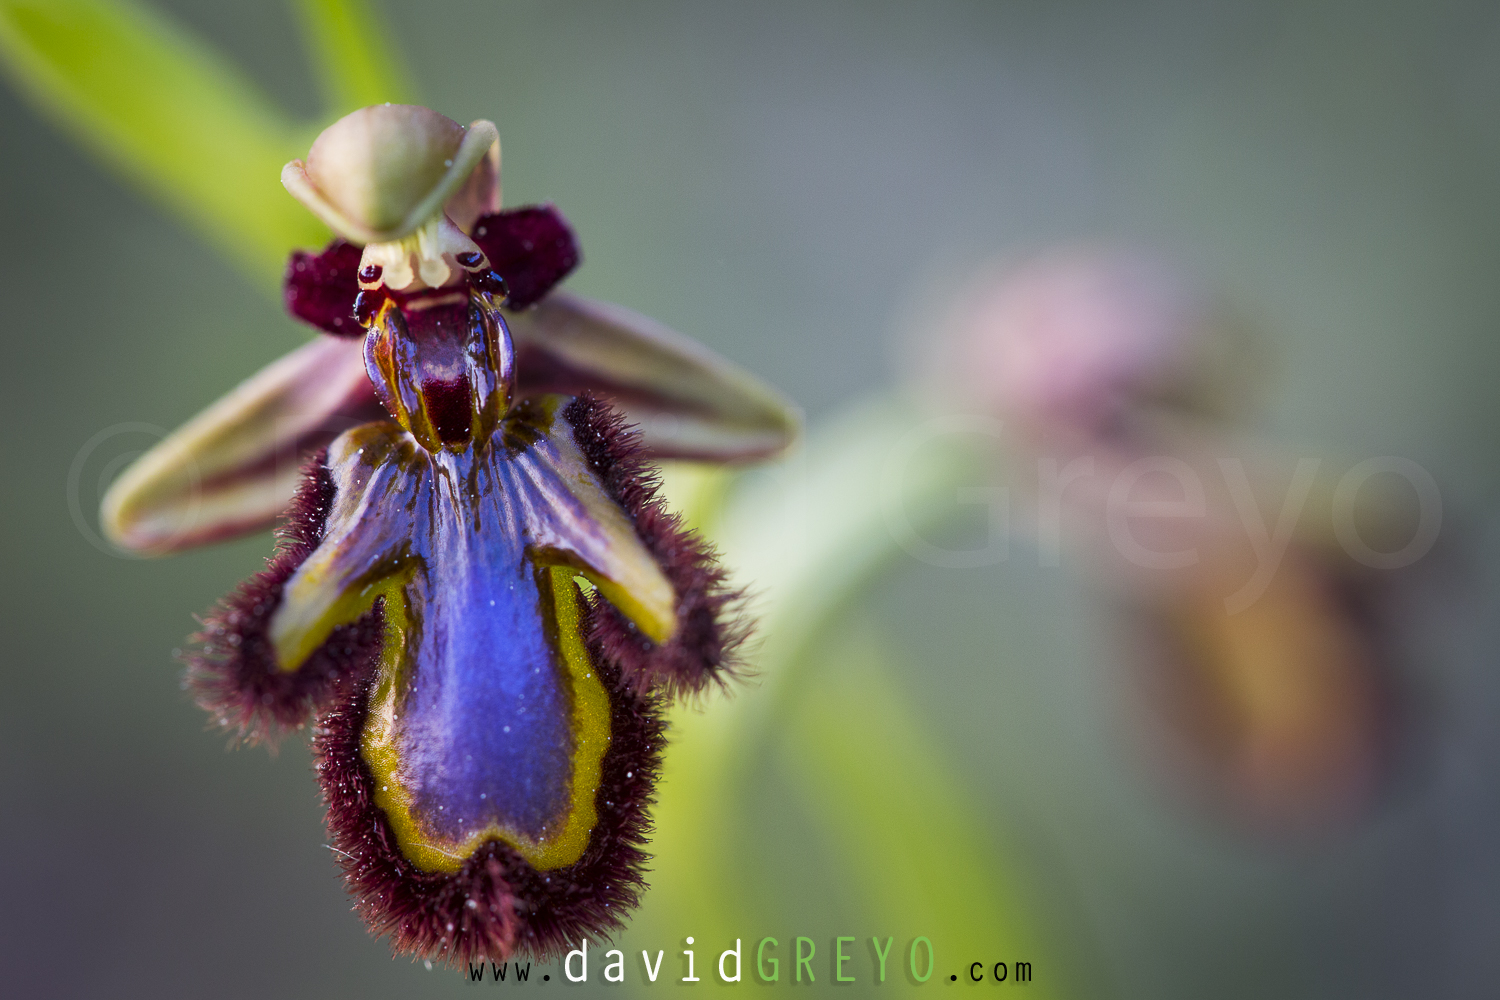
[{"left": 101, "top": 105, "right": 799, "bottom": 962}]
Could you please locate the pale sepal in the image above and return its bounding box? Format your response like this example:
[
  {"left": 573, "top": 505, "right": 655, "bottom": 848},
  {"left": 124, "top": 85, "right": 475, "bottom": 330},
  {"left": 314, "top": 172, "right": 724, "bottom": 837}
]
[
  {"left": 281, "top": 106, "right": 500, "bottom": 245},
  {"left": 101, "top": 336, "right": 381, "bottom": 554},
  {"left": 103, "top": 291, "right": 799, "bottom": 554},
  {"left": 510, "top": 292, "right": 802, "bottom": 462}
]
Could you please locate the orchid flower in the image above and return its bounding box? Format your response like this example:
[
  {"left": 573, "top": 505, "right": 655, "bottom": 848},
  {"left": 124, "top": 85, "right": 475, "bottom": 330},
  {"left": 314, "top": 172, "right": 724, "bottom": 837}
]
[
  {"left": 99, "top": 104, "right": 797, "bottom": 962},
  {"left": 938, "top": 246, "right": 1391, "bottom": 833}
]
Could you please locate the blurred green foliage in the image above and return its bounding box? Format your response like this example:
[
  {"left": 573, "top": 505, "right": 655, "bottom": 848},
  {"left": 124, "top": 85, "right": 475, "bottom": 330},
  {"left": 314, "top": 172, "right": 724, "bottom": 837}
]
[
  {"left": 0, "top": 0, "right": 406, "bottom": 285},
  {"left": 651, "top": 402, "right": 1059, "bottom": 992}
]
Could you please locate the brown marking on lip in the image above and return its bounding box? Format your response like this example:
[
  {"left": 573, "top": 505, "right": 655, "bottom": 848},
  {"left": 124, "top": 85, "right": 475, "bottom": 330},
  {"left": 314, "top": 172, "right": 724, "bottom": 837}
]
[{"left": 423, "top": 375, "right": 476, "bottom": 446}]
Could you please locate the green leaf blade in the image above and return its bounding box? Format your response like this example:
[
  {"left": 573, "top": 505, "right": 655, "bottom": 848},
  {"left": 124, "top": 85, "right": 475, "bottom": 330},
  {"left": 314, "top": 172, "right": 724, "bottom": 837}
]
[
  {"left": 291, "top": 0, "right": 412, "bottom": 115},
  {"left": 0, "top": 0, "right": 327, "bottom": 283}
]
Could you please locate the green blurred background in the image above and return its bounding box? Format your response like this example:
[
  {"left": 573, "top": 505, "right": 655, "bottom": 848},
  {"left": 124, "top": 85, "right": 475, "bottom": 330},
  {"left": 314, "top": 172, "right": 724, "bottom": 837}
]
[{"left": 3, "top": 0, "right": 1500, "bottom": 996}]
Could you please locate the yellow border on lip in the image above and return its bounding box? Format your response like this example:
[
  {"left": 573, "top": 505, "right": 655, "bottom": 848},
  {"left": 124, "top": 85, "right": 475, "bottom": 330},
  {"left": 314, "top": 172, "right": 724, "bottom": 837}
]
[{"left": 360, "top": 565, "right": 612, "bottom": 873}]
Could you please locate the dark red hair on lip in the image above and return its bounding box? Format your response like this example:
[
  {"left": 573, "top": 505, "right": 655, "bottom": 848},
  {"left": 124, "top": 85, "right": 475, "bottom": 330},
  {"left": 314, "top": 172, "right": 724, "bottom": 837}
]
[
  {"left": 189, "top": 393, "right": 739, "bottom": 959},
  {"left": 184, "top": 449, "right": 385, "bottom": 744},
  {"left": 564, "top": 393, "right": 749, "bottom": 699},
  {"left": 313, "top": 601, "right": 666, "bottom": 964}
]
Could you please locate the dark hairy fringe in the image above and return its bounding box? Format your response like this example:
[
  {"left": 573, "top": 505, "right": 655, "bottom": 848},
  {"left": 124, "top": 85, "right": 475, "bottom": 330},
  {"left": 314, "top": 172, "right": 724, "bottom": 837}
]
[
  {"left": 313, "top": 604, "right": 665, "bottom": 964},
  {"left": 183, "top": 449, "right": 384, "bottom": 744},
  {"left": 563, "top": 393, "right": 749, "bottom": 699}
]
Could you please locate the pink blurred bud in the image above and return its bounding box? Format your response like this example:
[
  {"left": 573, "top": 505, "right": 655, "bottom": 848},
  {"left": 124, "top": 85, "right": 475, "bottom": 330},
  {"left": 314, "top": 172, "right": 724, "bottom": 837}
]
[{"left": 948, "top": 246, "right": 1211, "bottom": 434}]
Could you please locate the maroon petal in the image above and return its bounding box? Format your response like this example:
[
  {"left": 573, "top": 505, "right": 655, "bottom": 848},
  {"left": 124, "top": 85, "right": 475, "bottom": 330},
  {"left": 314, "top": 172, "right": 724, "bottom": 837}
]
[
  {"left": 185, "top": 450, "right": 384, "bottom": 744},
  {"left": 285, "top": 239, "right": 365, "bottom": 337},
  {"left": 471, "top": 206, "right": 580, "bottom": 310},
  {"left": 565, "top": 394, "right": 748, "bottom": 698}
]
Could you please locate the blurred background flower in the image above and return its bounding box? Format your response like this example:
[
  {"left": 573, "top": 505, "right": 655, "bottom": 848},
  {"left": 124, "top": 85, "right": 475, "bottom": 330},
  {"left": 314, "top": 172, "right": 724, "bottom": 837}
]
[
  {"left": 4, "top": 1, "right": 1500, "bottom": 998},
  {"left": 925, "top": 245, "right": 1398, "bottom": 834}
]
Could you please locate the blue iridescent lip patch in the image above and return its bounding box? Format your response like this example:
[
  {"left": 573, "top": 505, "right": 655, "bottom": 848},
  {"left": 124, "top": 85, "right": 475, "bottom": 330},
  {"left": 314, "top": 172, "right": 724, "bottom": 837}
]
[{"left": 101, "top": 104, "right": 799, "bottom": 963}]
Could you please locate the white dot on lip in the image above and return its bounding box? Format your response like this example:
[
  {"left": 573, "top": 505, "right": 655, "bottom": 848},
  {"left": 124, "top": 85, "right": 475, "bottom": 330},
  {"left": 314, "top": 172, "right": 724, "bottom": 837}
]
[{"left": 626, "top": 772, "right": 632, "bottom": 778}]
